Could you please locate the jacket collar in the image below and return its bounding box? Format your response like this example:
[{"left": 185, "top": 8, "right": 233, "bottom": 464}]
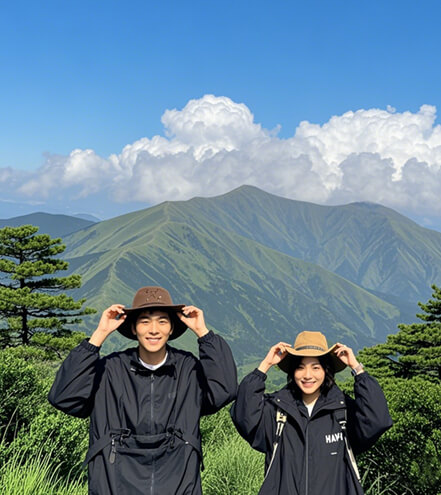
[
  {"left": 126, "top": 344, "right": 178, "bottom": 375},
  {"left": 268, "top": 383, "right": 346, "bottom": 420}
]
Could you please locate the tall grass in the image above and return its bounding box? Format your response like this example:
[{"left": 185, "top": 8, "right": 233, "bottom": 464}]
[
  {"left": 202, "top": 432, "right": 264, "bottom": 494},
  {"left": 0, "top": 446, "right": 415, "bottom": 495},
  {"left": 0, "top": 447, "right": 87, "bottom": 495},
  {"left": 362, "top": 463, "right": 414, "bottom": 495}
]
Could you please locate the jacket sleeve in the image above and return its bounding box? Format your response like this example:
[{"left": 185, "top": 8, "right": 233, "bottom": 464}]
[
  {"left": 346, "top": 372, "right": 393, "bottom": 455},
  {"left": 48, "top": 339, "right": 104, "bottom": 418},
  {"left": 197, "top": 331, "right": 238, "bottom": 415},
  {"left": 230, "top": 369, "right": 274, "bottom": 453}
]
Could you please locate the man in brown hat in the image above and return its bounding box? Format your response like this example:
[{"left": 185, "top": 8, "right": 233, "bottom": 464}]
[{"left": 49, "top": 286, "right": 237, "bottom": 495}]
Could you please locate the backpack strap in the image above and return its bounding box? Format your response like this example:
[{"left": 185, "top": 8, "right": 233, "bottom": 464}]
[
  {"left": 264, "top": 408, "right": 287, "bottom": 481},
  {"left": 334, "top": 404, "right": 361, "bottom": 483}
]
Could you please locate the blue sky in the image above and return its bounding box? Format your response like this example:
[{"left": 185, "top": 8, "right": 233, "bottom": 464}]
[{"left": 2, "top": 0, "right": 441, "bottom": 228}]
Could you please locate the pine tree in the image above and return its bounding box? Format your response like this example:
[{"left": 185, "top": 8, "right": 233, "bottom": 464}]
[
  {"left": 0, "top": 224, "right": 95, "bottom": 346},
  {"left": 359, "top": 284, "right": 441, "bottom": 382}
]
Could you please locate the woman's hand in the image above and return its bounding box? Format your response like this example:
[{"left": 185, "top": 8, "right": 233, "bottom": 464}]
[
  {"left": 177, "top": 305, "right": 209, "bottom": 338},
  {"left": 334, "top": 343, "right": 361, "bottom": 370},
  {"left": 258, "top": 342, "right": 292, "bottom": 374},
  {"left": 89, "top": 304, "right": 127, "bottom": 347}
]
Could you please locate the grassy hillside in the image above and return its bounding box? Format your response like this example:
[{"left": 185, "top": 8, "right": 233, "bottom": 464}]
[
  {"left": 163, "top": 186, "right": 441, "bottom": 303},
  {"left": 63, "top": 195, "right": 418, "bottom": 366}
]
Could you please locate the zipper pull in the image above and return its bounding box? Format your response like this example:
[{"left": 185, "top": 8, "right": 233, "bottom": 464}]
[{"left": 109, "top": 437, "right": 116, "bottom": 464}]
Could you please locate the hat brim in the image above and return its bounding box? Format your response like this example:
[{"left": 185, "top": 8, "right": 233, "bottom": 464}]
[
  {"left": 117, "top": 304, "right": 187, "bottom": 341},
  {"left": 278, "top": 343, "right": 347, "bottom": 374}
]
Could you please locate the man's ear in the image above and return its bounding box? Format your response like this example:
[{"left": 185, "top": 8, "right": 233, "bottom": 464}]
[{"left": 131, "top": 322, "right": 137, "bottom": 336}]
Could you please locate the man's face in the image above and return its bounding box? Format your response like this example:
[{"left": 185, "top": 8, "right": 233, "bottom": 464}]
[{"left": 133, "top": 310, "right": 173, "bottom": 356}]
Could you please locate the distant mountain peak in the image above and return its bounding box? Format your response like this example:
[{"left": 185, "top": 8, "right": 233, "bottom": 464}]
[{"left": 0, "top": 212, "right": 95, "bottom": 238}]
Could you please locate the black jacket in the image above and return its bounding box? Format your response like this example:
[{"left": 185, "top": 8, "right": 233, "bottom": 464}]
[
  {"left": 231, "top": 369, "right": 393, "bottom": 495},
  {"left": 48, "top": 331, "right": 237, "bottom": 495}
]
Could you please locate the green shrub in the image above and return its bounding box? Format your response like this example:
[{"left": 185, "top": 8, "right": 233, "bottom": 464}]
[
  {"left": 0, "top": 343, "right": 89, "bottom": 481},
  {"left": 347, "top": 377, "right": 440, "bottom": 495},
  {"left": 0, "top": 349, "right": 45, "bottom": 443}
]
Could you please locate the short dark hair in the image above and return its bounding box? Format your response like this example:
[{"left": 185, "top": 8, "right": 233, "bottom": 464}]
[
  {"left": 135, "top": 309, "right": 172, "bottom": 321},
  {"left": 286, "top": 354, "right": 336, "bottom": 396}
]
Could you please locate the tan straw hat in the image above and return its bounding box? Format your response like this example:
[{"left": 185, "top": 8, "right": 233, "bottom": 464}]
[
  {"left": 117, "top": 286, "right": 186, "bottom": 341},
  {"left": 278, "top": 331, "right": 346, "bottom": 373}
]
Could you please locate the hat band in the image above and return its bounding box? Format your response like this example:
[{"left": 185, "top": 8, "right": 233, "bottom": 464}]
[{"left": 295, "top": 345, "right": 326, "bottom": 352}]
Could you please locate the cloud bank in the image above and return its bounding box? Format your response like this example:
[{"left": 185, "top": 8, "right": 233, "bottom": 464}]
[{"left": 3, "top": 95, "right": 441, "bottom": 218}]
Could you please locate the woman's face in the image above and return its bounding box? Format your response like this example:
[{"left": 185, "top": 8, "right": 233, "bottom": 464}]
[{"left": 294, "top": 357, "right": 325, "bottom": 399}]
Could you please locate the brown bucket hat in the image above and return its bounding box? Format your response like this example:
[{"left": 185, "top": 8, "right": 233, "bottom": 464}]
[
  {"left": 278, "top": 331, "right": 346, "bottom": 374},
  {"left": 117, "top": 286, "right": 187, "bottom": 341}
]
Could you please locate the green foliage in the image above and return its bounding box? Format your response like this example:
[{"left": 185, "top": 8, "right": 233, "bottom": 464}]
[
  {"left": 0, "top": 225, "right": 95, "bottom": 346},
  {"left": 344, "top": 286, "right": 441, "bottom": 495},
  {"left": 356, "top": 378, "right": 441, "bottom": 495},
  {"left": 0, "top": 333, "right": 88, "bottom": 480},
  {"left": 30, "top": 331, "right": 87, "bottom": 361},
  {"left": 386, "top": 378, "right": 440, "bottom": 491},
  {"left": 0, "top": 349, "right": 45, "bottom": 443},
  {"left": 359, "top": 284, "right": 441, "bottom": 381}
]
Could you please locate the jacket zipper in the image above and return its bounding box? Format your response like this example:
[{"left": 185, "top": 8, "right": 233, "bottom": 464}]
[
  {"left": 150, "top": 373, "right": 155, "bottom": 495},
  {"left": 305, "top": 420, "right": 309, "bottom": 495},
  {"left": 150, "top": 373, "right": 155, "bottom": 431}
]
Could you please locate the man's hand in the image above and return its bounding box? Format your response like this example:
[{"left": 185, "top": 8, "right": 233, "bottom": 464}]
[
  {"left": 178, "top": 305, "right": 209, "bottom": 338},
  {"left": 89, "top": 304, "right": 127, "bottom": 347}
]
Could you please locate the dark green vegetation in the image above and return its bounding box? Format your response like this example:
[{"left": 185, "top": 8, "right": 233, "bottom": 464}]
[
  {"left": 353, "top": 284, "right": 441, "bottom": 494},
  {"left": 0, "top": 225, "right": 95, "bottom": 346}
]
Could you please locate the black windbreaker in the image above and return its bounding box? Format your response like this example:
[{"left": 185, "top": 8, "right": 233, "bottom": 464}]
[
  {"left": 231, "top": 369, "right": 393, "bottom": 495},
  {"left": 48, "top": 331, "right": 237, "bottom": 495}
]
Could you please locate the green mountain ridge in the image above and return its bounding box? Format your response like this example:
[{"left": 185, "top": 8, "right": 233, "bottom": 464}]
[
  {"left": 169, "top": 186, "right": 441, "bottom": 302},
  {"left": 60, "top": 190, "right": 425, "bottom": 365},
  {"left": 6, "top": 186, "right": 438, "bottom": 366}
]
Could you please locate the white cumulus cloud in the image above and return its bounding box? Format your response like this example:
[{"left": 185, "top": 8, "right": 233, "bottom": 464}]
[{"left": 3, "top": 95, "right": 441, "bottom": 219}]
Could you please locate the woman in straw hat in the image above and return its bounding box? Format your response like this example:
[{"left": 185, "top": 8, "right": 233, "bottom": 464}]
[
  {"left": 49, "top": 286, "right": 237, "bottom": 495},
  {"left": 231, "top": 331, "right": 392, "bottom": 495}
]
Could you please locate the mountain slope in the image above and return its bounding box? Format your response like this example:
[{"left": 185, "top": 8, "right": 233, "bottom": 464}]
[
  {"left": 157, "top": 186, "right": 441, "bottom": 302},
  {"left": 63, "top": 200, "right": 417, "bottom": 365}
]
